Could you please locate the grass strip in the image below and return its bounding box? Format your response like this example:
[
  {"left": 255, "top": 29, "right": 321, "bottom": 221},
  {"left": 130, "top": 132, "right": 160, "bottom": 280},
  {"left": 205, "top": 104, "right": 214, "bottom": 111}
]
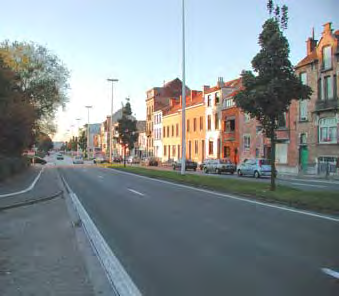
[{"left": 106, "top": 164, "right": 339, "bottom": 216}]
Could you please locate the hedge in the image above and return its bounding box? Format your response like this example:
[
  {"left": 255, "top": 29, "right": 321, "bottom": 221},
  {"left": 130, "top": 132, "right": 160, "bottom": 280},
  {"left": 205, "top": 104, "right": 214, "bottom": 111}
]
[{"left": 0, "top": 155, "right": 31, "bottom": 182}]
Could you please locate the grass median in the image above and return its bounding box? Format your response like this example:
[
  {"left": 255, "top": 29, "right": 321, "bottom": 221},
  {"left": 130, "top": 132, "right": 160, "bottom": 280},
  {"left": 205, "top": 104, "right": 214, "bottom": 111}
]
[{"left": 106, "top": 164, "right": 339, "bottom": 216}]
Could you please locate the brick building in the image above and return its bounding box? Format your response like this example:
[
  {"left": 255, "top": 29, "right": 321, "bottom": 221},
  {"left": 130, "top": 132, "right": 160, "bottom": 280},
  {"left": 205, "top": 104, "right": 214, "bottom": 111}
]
[{"left": 293, "top": 22, "right": 339, "bottom": 174}]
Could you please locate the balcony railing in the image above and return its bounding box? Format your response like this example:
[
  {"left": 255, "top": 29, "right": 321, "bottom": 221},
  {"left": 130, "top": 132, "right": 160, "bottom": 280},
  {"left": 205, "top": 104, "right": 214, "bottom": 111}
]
[{"left": 315, "top": 98, "right": 338, "bottom": 111}]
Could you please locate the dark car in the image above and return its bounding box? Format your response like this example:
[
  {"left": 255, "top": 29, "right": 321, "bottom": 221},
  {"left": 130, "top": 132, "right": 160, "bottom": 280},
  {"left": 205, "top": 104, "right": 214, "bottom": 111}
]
[
  {"left": 173, "top": 159, "right": 197, "bottom": 171},
  {"left": 56, "top": 153, "right": 64, "bottom": 160},
  {"left": 30, "top": 156, "right": 47, "bottom": 165},
  {"left": 141, "top": 157, "right": 159, "bottom": 166},
  {"left": 203, "top": 159, "right": 236, "bottom": 174}
]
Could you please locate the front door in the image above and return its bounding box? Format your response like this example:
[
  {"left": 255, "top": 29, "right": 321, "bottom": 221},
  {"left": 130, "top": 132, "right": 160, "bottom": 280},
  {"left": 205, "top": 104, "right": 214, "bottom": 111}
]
[{"left": 300, "top": 146, "right": 308, "bottom": 172}]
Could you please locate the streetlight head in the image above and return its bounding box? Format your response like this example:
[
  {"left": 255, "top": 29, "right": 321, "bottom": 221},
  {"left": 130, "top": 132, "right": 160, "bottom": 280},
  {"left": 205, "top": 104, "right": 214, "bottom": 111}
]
[
  {"left": 107, "top": 78, "right": 119, "bottom": 82},
  {"left": 85, "top": 105, "right": 92, "bottom": 109}
]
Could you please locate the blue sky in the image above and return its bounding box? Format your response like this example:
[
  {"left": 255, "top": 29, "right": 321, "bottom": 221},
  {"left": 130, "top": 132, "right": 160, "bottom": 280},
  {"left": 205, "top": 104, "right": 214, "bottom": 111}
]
[{"left": 1, "top": 0, "right": 338, "bottom": 141}]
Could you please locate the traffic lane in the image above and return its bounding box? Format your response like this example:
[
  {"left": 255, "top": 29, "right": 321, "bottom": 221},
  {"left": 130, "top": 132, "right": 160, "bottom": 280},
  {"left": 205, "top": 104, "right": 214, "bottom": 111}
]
[{"left": 60, "top": 167, "right": 339, "bottom": 296}]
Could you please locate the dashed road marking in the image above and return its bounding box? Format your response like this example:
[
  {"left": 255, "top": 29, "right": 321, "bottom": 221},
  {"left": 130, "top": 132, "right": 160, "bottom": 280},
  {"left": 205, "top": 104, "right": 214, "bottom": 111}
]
[
  {"left": 127, "top": 188, "right": 145, "bottom": 197},
  {"left": 291, "top": 182, "right": 326, "bottom": 188},
  {"left": 321, "top": 268, "right": 339, "bottom": 279}
]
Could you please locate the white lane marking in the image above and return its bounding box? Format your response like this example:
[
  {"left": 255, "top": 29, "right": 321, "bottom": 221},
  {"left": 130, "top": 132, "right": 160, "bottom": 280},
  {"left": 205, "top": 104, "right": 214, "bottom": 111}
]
[
  {"left": 0, "top": 168, "right": 44, "bottom": 198},
  {"left": 61, "top": 176, "right": 142, "bottom": 296},
  {"left": 127, "top": 189, "right": 145, "bottom": 197},
  {"left": 106, "top": 168, "right": 339, "bottom": 223},
  {"left": 321, "top": 268, "right": 339, "bottom": 279},
  {"left": 280, "top": 177, "right": 339, "bottom": 185},
  {"left": 290, "top": 182, "right": 326, "bottom": 188},
  {"left": 98, "top": 175, "right": 104, "bottom": 179}
]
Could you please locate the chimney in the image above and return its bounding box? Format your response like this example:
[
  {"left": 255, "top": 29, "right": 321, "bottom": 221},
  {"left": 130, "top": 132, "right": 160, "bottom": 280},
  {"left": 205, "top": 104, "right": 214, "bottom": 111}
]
[
  {"left": 306, "top": 27, "right": 317, "bottom": 55},
  {"left": 203, "top": 85, "right": 210, "bottom": 92},
  {"left": 217, "top": 77, "right": 224, "bottom": 88},
  {"left": 323, "top": 22, "right": 332, "bottom": 36}
]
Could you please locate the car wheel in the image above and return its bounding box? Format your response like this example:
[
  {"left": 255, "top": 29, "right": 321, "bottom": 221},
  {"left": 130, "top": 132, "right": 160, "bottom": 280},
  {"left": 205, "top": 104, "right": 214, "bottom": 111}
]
[
  {"left": 193, "top": 168, "right": 196, "bottom": 171},
  {"left": 203, "top": 167, "right": 208, "bottom": 174},
  {"left": 254, "top": 171, "right": 260, "bottom": 178},
  {"left": 237, "top": 169, "right": 242, "bottom": 177},
  {"left": 215, "top": 168, "right": 221, "bottom": 174}
]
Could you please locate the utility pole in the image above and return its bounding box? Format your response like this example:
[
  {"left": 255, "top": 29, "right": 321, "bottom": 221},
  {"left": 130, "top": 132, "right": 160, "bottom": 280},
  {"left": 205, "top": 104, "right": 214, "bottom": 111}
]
[
  {"left": 180, "top": 0, "right": 186, "bottom": 175},
  {"left": 85, "top": 106, "right": 92, "bottom": 160},
  {"left": 107, "top": 78, "right": 119, "bottom": 163},
  {"left": 76, "top": 118, "right": 81, "bottom": 156}
]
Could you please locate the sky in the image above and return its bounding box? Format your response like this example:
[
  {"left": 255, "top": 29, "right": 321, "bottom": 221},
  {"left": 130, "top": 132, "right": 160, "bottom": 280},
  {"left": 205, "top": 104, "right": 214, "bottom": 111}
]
[{"left": 1, "top": 0, "right": 338, "bottom": 141}]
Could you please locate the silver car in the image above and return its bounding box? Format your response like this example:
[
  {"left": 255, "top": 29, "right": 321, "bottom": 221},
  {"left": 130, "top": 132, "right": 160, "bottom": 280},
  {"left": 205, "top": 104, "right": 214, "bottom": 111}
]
[
  {"left": 73, "top": 156, "right": 84, "bottom": 164},
  {"left": 237, "top": 158, "right": 276, "bottom": 178}
]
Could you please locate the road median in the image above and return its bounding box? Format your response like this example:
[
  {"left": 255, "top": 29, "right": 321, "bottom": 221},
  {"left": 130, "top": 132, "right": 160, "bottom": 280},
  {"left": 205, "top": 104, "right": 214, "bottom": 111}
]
[{"left": 107, "top": 164, "right": 339, "bottom": 216}]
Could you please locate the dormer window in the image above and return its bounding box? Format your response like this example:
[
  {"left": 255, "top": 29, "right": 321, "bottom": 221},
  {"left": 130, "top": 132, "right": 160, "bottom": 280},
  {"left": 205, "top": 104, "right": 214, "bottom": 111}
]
[{"left": 322, "top": 46, "right": 332, "bottom": 70}]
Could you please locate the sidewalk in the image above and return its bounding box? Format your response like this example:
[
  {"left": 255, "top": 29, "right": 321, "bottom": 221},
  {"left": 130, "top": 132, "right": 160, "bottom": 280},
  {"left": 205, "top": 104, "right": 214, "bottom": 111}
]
[{"left": 0, "top": 167, "right": 102, "bottom": 296}]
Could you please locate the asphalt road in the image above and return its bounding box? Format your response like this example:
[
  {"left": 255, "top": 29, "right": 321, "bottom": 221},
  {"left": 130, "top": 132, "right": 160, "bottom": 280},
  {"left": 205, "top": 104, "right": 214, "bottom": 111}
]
[{"left": 58, "top": 165, "right": 339, "bottom": 296}]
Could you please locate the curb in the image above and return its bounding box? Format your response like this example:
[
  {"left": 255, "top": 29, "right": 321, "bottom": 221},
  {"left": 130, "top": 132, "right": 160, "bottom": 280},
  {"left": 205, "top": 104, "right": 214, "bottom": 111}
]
[{"left": 0, "top": 168, "right": 44, "bottom": 198}]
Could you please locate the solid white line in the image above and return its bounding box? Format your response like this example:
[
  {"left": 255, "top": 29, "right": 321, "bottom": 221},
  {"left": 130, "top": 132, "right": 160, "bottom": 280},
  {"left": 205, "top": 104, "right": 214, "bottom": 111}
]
[
  {"left": 0, "top": 168, "right": 43, "bottom": 198},
  {"left": 61, "top": 176, "right": 142, "bottom": 296},
  {"left": 290, "top": 182, "right": 326, "bottom": 188},
  {"left": 321, "top": 268, "right": 339, "bottom": 279},
  {"left": 107, "top": 168, "right": 339, "bottom": 223},
  {"left": 127, "top": 189, "right": 145, "bottom": 197},
  {"left": 98, "top": 175, "right": 104, "bottom": 179},
  {"left": 280, "top": 177, "right": 339, "bottom": 185}
]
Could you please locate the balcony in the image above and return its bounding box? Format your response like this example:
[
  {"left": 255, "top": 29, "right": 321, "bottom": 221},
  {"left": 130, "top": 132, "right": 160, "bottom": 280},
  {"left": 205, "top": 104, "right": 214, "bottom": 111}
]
[
  {"left": 223, "top": 131, "right": 235, "bottom": 142},
  {"left": 315, "top": 98, "right": 338, "bottom": 112}
]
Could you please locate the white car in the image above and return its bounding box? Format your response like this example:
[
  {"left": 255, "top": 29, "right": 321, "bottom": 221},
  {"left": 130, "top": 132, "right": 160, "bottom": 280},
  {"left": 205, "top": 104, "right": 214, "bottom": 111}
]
[{"left": 73, "top": 156, "right": 84, "bottom": 164}]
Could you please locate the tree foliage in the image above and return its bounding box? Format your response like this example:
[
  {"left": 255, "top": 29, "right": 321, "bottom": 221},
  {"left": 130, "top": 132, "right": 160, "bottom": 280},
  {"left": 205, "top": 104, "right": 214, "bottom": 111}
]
[
  {"left": 0, "top": 57, "right": 35, "bottom": 156},
  {"left": 36, "top": 132, "right": 53, "bottom": 153},
  {"left": 116, "top": 99, "right": 138, "bottom": 166},
  {"left": 234, "top": 1, "right": 312, "bottom": 190},
  {"left": 0, "top": 41, "right": 70, "bottom": 135},
  {"left": 78, "top": 130, "right": 87, "bottom": 154}
]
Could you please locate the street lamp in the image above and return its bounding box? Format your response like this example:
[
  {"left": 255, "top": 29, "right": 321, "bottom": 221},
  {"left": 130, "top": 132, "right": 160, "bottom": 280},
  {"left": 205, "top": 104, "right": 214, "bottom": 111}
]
[
  {"left": 107, "top": 78, "right": 119, "bottom": 163},
  {"left": 85, "top": 106, "right": 92, "bottom": 160},
  {"left": 180, "top": 0, "right": 187, "bottom": 175},
  {"left": 76, "top": 118, "right": 81, "bottom": 156}
]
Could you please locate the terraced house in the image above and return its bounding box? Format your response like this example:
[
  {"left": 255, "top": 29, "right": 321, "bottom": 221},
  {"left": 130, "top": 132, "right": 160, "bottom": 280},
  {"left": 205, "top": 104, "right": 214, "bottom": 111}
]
[{"left": 293, "top": 22, "right": 339, "bottom": 174}]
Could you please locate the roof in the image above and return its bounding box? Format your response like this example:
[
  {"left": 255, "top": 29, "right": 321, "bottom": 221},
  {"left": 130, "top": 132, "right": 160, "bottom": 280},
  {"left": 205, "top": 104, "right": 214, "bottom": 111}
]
[
  {"left": 147, "top": 78, "right": 190, "bottom": 100},
  {"left": 163, "top": 92, "right": 204, "bottom": 116},
  {"left": 204, "top": 78, "right": 242, "bottom": 94},
  {"left": 295, "top": 50, "right": 318, "bottom": 69}
]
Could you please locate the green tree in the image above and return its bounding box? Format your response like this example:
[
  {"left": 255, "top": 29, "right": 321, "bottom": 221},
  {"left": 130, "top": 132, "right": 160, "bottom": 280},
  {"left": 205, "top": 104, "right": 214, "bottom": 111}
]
[
  {"left": 116, "top": 98, "right": 138, "bottom": 167},
  {"left": 0, "top": 57, "right": 35, "bottom": 156},
  {"left": 78, "top": 130, "right": 87, "bottom": 156},
  {"left": 234, "top": 1, "right": 312, "bottom": 191},
  {"left": 0, "top": 41, "right": 70, "bottom": 135},
  {"left": 36, "top": 132, "right": 53, "bottom": 153}
]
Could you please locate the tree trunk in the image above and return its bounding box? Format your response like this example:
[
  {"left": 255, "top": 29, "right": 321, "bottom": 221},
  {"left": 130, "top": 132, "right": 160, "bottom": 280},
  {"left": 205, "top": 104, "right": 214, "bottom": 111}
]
[
  {"left": 270, "top": 126, "right": 276, "bottom": 191},
  {"left": 123, "top": 146, "right": 126, "bottom": 168}
]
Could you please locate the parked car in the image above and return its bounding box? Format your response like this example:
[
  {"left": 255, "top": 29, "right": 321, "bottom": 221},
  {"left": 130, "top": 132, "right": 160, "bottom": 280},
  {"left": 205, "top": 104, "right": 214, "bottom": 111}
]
[
  {"left": 56, "top": 153, "right": 64, "bottom": 160},
  {"left": 203, "top": 159, "right": 236, "bottom": 174},
  {"left": 29, "top": 156, "right": 47, "bottom": 165},
  {"left": 93, "top": 155, "right": 107, "bottom": 164},
  {"left": 199, "top": 160, "right": 207, "bottom": 171},
  {"left": 237, "top": 158, "right": 277, "bottom": 178},
  {"left": 127, "top": 156, "right": 141, "bottom": 164},
  {"left": 113, "top": 156, "right": 123, "bottom": 163},
  {"left": 141, "top": 157, "right": 159, "bottom": 166},
  {"left": 72, "top": 156, "right": 84, "bottom": 164},
  {"left": 173, "top": 159, "right": 198, "bottom": 171}
]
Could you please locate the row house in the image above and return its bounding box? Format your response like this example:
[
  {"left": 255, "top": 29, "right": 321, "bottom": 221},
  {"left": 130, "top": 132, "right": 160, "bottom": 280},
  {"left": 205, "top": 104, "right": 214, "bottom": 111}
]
[
  {"left": 146, "top": 78, "right": 190, "bottom": 156},
  {"left": 292, "top": 22, "right": 339, "bottom": 174}
]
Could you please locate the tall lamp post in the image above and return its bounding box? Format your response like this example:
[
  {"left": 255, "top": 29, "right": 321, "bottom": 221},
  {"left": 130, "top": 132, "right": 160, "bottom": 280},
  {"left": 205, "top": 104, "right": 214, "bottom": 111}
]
[
  {"left": 107, "top": 78, "right": 119, "bottom": 163},
  {"left": 180, "top": 0, "right": 187, "bottom": 175},
  {"left": 76, "top": 118, "right": 81, "bottom": 156},
  {"left": 85, "top": 106, "right": 92, "bottom": 160}
]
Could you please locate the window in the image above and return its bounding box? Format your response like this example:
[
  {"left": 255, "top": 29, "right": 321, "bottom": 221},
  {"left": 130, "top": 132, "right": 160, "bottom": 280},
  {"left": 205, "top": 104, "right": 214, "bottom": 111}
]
[
  {"left": 172, "top": 145, "right": 176, "bottom": 157},
  {"left": 171, "top": 125, "right": 174, "bottom": 137},
  {"left": 215, "top": 114, "right": 219, "bottom": 130},
  {"left": 243, "top": 135, "right": 250, "bottom": 150},
  {"left": 187, "top": 119, "right": 190, "bottom": 132},
  {"left": 193, "top": 118, "right": 197, "bottom": 132},
  {"left": 177, "top": 145, "right": 180, "bottom": 159},
  {"left": 323, "top": 46, "right": 332, "bottom": 70},
  {"left": 215, "top": 93, "right": 220, "bottom": 104},
  {"left": 224, "top": 146, "right": 230, "bottom": 158},
  {"left": 164, "top": 145, "right": 167, "bottom": 156},
  {"left": 299, "top": 100, "right": 308, "bottom": 121},
  {"left": 194, "top": 140, "right": 198, "bottom": 155},
  {"left": 324, "top": 76, "right": 333, "bottom": 100},
  {"left": 159, "top": 128, "right": 162, "bottom": 139},
  {"left": 207, "top": 95, "right": 211, "bottom": 107},
  {"left": 208, "top": 140, "right": 213, "bottom": 155},
  {"left": 300, "top": 72, "right": 307, "bottom": 85},
  {"left": 318, "top": 79, "right": 323, "bottom": 101},
  {"left": 319, "top": 118, "right": 337, "bottom": 144},
  {"left": 176, "top": 123, "right": 179, "bottom": 136},
  {"left": 276, "top": 143, "right": 288, "bottom": 164},
  {"left": 163, "top": 126, "right": 166, "bottom": 138},
  {"left": 167, "top": 126, "right": 169, "bottom": 138},
  {"left": 300, "top": 133, "right": 307, "bottom": 145},
  {"left": 225, "top": 119, "right": 235, "bottom": 132},
  {"left": 244, "top": 113, "right": 250, "bottom": 122},
  {"left": 200, "top": 116, "right": 203, "bottom": 131},
  {"left": 225, "top": 99, "right": 235, "bottom": 108},
  {"left": 207, "top": 115, "right": 211, "bottom": 130},
  {"left": 278, "top": 113, "right": 286, "bottom": 128}
]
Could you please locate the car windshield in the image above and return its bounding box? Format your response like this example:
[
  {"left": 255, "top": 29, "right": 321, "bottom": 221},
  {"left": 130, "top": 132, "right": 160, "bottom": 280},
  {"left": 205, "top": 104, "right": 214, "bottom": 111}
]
[
  {"left": 259, "top": 159, "right": 271, "bottom": 165},
  {"left": 220, "top": 159, "right": 231, "bottom": 164}
]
